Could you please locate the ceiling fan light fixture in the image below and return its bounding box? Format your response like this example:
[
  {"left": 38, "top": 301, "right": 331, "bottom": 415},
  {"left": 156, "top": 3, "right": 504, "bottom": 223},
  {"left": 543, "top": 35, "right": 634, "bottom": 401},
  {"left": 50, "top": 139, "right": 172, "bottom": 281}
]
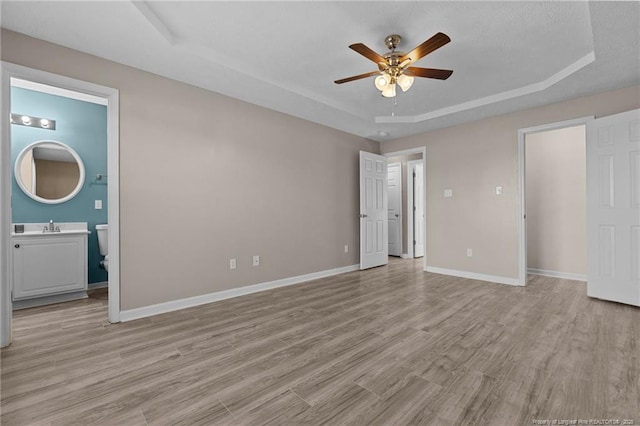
[
  {"left": 374, "top": 73, "right": 391, "bottom": 91},
  {"left": 397, "top": 74, "right": 414, "bottom": 92},
  {"left": 381, "top": 83, "right": 396, "bottom": 98}
]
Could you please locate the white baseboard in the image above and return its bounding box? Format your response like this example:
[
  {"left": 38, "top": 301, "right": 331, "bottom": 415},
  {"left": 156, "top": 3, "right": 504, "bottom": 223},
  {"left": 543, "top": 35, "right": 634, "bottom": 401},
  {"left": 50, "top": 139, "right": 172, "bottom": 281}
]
[
  {"left": 400, "top": 253, "right": 410, "bottom": 259},
  {"left": 88, "top": 281, "right": 108, "bottom": 289},
  {"left": 527, "top": 268, "right": 586, "bottom": 282},
  {"left": 120, "top": 264, "right": 360, "bottom": 322},
  {"left": 425, "top": 266, "right": 521, "bottom": 286}
]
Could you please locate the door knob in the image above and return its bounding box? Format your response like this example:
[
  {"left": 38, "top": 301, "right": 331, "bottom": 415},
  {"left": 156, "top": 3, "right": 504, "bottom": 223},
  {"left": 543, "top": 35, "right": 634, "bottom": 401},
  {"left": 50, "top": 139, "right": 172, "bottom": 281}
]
[
  {"left": 14, "top": 244, "right": 19, "bottom": 248},
  {"left": 395, "top": 214, "right": 399, "bottom": 217}
]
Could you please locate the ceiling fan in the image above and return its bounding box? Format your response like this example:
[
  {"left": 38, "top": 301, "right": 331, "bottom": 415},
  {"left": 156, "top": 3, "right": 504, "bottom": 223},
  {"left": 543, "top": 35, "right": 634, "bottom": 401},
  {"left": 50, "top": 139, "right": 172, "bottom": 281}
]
[{"left": 335, "top": 32, "right": 453, "bottom": 97}]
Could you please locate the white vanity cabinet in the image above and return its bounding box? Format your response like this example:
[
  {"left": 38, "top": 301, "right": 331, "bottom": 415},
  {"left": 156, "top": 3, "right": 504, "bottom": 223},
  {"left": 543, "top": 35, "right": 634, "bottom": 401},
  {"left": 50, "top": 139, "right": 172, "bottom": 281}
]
[{"left": 12, "top": 223, "right": 88, "bottom": 302}]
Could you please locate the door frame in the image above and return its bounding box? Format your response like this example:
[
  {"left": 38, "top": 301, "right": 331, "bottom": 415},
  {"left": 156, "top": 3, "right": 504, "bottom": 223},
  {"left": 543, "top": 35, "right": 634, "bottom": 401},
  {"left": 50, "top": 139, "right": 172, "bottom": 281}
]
[
  {"left": 1, "top": 62, "right": 121, "bottom": 347},
  {"left": 406, "top": 159, "right": 423, "bottom": 258},
  {"left": 387, "top": 161, "right": 402, "bottom": 257},
  {"left": 517, "top": 116, "right": 593, "bottom": 287},
  {"left": 383, "top": 147, "right": 427, "bottom": 270}
]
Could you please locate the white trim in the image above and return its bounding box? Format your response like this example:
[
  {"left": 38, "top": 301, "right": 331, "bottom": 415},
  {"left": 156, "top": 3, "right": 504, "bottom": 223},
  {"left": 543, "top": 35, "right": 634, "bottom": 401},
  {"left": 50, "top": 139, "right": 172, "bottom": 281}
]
[
  {"left": 1, "top": 65, "right": 12, "bottom": 347},
  {"left": 426, "top": 266, "right": 521, "bottom": 287},
  {"left": 517, "top": 116, "right": 594, "bottom": 287},
  {"left": 383, "top": 147, "right": 426, "bottom": 271},
  {"left": 11, "top": 78, "right": 108, "bottom": 106},
  {"left": 376, "top": 52, "right": 595, "bottom": 124},
  {"left": 406, "top": 159, "right": 423, "bottom": 259},
  {"left": 527, "top": 268, "right": 587, "bottom": 282},
  {"left": 88, "top": 281, "right": 109, "bottom": 289},
  {"left": 387, "top": 161, "right": 402, "bottom": 257},
  {"left": 1, "top": 62, "right": 121, "bottom": 347},
  {"left": 120, "top": 264, "right": 360, "bottom": 322},
  {"left": 400, "top": 253, "right": 410, "bottom": 259}
]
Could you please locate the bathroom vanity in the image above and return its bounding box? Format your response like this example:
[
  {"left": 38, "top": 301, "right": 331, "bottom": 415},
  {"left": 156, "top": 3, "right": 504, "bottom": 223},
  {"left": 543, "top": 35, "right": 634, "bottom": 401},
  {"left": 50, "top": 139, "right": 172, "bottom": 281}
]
[{"left": 12, "top": 222, "right": 89, "bottom": 309}]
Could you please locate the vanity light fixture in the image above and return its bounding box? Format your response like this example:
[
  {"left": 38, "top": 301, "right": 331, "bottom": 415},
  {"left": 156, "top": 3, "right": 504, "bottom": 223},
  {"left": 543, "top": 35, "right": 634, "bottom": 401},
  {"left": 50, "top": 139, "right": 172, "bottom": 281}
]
[{"left": 10, "top": 113, "right": 56, "bottom": 130}]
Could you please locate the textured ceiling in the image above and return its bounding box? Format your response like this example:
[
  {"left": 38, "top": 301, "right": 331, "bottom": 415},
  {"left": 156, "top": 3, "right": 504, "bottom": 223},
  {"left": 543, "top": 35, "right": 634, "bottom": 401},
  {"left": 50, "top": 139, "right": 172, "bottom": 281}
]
[{"left": 1, "top": 1, "right": 639, "bottom": 142}]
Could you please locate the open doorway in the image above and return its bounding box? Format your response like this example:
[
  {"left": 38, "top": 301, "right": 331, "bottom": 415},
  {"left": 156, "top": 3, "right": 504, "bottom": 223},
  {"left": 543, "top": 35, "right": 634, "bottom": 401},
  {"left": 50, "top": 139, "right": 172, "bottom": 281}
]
[
  {"left": 384, "top": 148, "right": 427, "bottom": 267},
  {"left": 517, "top": 116, "right": 592, "bottom": 286},
  {"left": 1, "top": 63, "right": 120, "bottom": 347}
]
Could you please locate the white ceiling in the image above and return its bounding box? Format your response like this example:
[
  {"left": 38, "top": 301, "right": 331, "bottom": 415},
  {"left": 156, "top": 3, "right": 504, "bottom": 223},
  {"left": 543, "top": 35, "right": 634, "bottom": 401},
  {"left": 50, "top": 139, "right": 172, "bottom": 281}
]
[{"left": 2, "top": 1, "right": 639, "bottom": 142}]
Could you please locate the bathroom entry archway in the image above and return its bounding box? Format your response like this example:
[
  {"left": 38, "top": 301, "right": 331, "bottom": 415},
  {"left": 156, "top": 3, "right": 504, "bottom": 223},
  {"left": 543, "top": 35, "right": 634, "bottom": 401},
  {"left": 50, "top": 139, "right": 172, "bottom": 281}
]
[{"left": 1, "top": 62, "right": 121, "bottom": 347}]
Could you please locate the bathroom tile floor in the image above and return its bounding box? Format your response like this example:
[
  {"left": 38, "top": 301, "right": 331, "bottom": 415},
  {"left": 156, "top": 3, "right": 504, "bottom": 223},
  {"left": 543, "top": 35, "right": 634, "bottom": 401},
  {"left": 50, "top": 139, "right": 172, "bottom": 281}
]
[{"left": 1, "top": 259, "right": 638, "bottom": 425}]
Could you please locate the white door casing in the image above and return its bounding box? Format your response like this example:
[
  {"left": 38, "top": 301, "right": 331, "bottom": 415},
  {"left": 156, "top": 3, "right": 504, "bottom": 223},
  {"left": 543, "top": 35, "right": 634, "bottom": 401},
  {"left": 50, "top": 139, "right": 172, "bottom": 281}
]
[
  {"left": 1, "top": 62, "right": 121, "bottom": 348},
  {"left": 360, "top": 151, "right": 388, "bottom": 270},
  {"left": 586, "top": 109, "right": 640, "bottom": 306},
  {"left": 387, "top": 162, "right": 402, "bottom": 257},
  {"left": 412, "top": 161, "right": 425, "bottom": 258}
]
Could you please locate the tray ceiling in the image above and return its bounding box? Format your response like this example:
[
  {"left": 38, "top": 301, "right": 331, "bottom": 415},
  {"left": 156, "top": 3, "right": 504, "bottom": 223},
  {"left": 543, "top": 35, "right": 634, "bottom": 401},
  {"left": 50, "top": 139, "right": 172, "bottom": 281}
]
[{"left": 1, "top": 1, "right": 639, "bottom": 141}]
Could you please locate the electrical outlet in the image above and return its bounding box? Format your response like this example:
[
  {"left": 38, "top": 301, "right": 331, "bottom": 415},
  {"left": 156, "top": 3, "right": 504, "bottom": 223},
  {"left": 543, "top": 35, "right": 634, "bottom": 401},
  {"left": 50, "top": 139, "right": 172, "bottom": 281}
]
[
  {"left": 344, "top": 245, "right": 349, "bottom": 253},
  {"left": 229, "top": 258, "right": 236, "bottom": 270},
  {"left": 253, "top": 255, "right": 260, "bottom": 266},
  {"left": 495, "top": 186, "right": 503, "bottom": 195},
  {"left": 94, "top": 200, "right": 102, "bottom": 209},
  {"left": 444, "top": 189, "right": 453, "bottom": 198},
  {"left": 467, "top": 248, "right": 473, "bottom": 257}
]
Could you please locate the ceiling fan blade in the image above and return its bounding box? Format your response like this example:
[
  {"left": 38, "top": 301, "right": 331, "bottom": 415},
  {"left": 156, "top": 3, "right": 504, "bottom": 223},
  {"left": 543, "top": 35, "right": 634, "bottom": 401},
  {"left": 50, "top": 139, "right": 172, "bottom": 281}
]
[
  {"left": 404, "top": 67, "right": 453, "bottom": 80},
  {"left": 334, "top": 71, "right": 380, "bottom": 84},
  {"left": 400, "top": 32, "right": 451, "bottom": 64},
  {"left": 349, "top": 43, "right": 387, "bottom": 64}
]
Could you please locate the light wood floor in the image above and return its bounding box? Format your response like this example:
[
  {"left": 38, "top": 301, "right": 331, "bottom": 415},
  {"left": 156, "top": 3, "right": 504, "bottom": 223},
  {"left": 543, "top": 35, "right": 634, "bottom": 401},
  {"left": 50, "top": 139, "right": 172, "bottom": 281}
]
[{"left": 1, "top": 258, "right": 638, "bottom": 425}]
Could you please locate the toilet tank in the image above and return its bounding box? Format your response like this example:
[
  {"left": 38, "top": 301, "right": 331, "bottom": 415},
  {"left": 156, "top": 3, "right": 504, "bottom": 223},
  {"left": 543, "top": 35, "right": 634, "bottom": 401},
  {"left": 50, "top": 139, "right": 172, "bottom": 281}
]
[{"left": 96, "top": 224, "right": 108, "bottom": 256}]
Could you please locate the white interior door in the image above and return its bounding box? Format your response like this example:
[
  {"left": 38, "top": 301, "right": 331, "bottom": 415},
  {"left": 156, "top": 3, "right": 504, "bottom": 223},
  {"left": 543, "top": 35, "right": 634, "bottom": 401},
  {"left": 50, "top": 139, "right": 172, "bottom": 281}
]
[
  {"left": 586, "top": 108, "right": 640, "bottom": 306},
  {"left": 360, "top": 151, "right": 388, "bottom": 269},
  {"left": 387, "top": 162, "right": 402, "bottom": 257},
  {"left": 413, "top": 162, "right": 425, "bottom": 258}
]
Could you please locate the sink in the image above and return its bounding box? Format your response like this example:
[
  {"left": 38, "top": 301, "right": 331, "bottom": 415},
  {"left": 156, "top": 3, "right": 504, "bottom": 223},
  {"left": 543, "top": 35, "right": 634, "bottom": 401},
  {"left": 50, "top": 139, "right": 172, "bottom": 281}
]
[{"left": 12, "top": 222, "right": 90, "bottom": 236}]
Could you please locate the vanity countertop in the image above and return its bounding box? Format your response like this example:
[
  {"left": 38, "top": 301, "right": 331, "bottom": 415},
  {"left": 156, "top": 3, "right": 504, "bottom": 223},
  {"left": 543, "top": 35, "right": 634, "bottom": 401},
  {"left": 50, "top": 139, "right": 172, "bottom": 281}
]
[{"left": 12, "top": 222, "right": 90, "bottom": 237}]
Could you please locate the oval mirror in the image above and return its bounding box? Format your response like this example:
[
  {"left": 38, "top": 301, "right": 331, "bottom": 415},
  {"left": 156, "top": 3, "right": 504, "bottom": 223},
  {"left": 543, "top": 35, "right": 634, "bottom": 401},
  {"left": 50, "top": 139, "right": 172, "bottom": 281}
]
[{"left": 14, "top": 140, "right": 85, "bottom": 204}]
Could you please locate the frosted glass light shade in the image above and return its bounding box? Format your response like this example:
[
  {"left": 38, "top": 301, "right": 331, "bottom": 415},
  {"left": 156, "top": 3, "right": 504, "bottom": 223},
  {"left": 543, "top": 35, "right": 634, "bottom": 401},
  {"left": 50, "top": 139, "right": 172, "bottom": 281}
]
[
  {"left": 381, "top": 84, "right": 396, "bottom": 98},
  {"left": 374, "top": 74, "right": 391, "bottom": 91},
  {"left": 397, "top": 74, "right": 414, "bottom": 92}
]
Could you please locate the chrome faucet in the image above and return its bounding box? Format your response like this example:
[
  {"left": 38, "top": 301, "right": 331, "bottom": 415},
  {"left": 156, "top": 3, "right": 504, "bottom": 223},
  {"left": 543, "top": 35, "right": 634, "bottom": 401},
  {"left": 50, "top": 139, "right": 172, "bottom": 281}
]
[{"left": 43, "top": 220, "right": 60, "bottom": 233}]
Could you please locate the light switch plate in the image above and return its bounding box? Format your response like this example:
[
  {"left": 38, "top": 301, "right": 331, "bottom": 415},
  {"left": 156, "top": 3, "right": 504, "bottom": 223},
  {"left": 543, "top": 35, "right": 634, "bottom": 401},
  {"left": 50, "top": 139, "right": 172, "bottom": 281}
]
[
  {"left": 94, "top": 200, "right": 102, "bottom": 209},
  {"left": 444, "top": 189, "right": 453, "bottom": 198},
  {"left": 344, "top": 245, "right": 349, "bottom": 253},
  {"left": 253, "top": 255, "right": 260, "bottom": 266},
  {"left": 229, "top": 258, "right": 237, "bottom": 270},
  {"left": 467, "top": 248, "right": 473, "bottom": 257},
  {"left": 495, "top": 186, "right": 503, "bottom": 195}
]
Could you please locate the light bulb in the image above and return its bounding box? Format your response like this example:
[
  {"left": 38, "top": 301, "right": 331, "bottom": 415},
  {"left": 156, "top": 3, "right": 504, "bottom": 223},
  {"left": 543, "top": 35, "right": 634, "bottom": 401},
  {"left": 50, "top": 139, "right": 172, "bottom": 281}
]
[
  {"left": 374, "top": 73, "right": 392, "bottom": 91},
  {"left": 40, "top": 119, "right": 49, "bottom": 128},
  {"left": 381, "top": 83, "right": 396, "bottom": 98},
  {"left": 21, "top": 116, "right": 31, "bottom": 125},
  {"left": 397, "top": 74, "right": 414, "bottom": 92}
]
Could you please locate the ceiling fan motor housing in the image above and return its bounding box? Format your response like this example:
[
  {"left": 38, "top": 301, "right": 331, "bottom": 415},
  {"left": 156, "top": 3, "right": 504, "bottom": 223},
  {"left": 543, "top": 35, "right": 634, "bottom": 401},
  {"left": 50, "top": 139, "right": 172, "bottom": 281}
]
[{"left": 384, "top": 34, "right": 402, "bottom": 50}]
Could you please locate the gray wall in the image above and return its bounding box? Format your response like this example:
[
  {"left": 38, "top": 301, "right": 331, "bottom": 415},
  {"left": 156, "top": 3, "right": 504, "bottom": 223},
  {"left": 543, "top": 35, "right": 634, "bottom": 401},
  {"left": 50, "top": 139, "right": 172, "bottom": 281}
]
[
  {"left": 381, "top": 84, "right": 640, "bottom": 279},
  {"left": 1, "top": 29, "right": 379, "bottom": 310},
  {"left": 525, "top": 125, "right": 586, "bottom": 275}
]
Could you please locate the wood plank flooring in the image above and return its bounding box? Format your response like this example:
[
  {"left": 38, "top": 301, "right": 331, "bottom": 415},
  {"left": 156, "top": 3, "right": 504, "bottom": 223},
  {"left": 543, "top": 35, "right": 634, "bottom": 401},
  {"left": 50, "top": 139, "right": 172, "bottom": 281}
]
[{"left": 1, "top": 258, "right": 638, "bottom": 425}]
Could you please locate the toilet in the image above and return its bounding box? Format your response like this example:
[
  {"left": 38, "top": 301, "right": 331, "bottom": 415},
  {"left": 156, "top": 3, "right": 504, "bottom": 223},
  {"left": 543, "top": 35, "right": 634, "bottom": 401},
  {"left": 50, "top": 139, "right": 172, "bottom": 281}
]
[{"left": 96, "top": 224, "right": 109, "bottom": 272}]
